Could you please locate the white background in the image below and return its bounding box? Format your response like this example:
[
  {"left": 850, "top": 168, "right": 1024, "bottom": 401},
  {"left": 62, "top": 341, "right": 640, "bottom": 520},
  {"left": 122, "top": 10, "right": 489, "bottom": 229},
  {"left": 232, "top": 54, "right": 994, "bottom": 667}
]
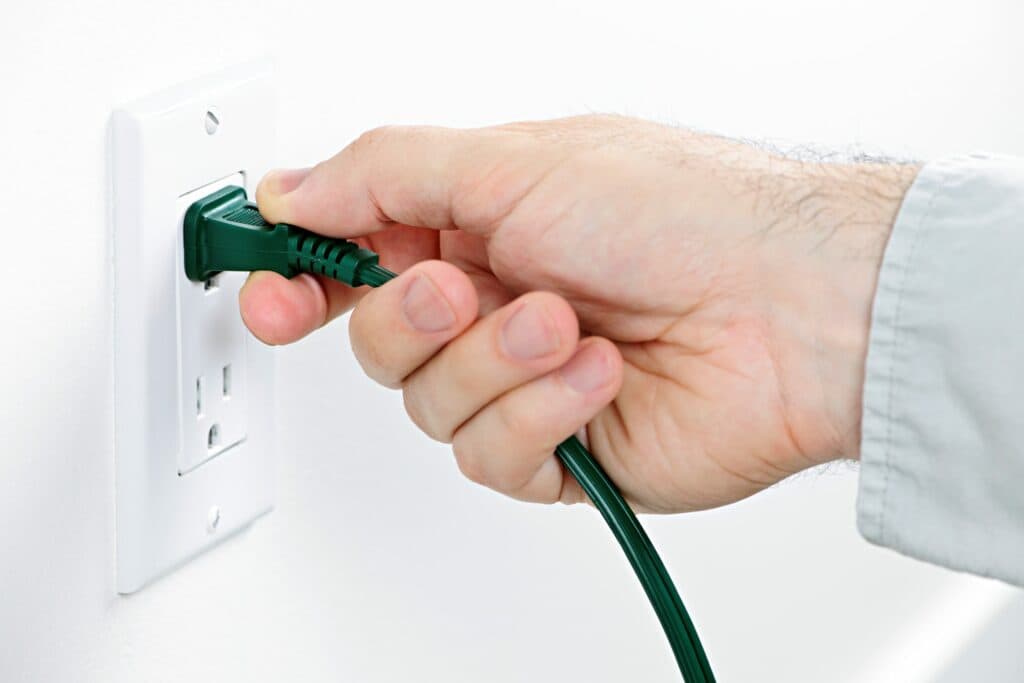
[{"left": 1, "top": 1, "right": 1022, "bottom": 681}]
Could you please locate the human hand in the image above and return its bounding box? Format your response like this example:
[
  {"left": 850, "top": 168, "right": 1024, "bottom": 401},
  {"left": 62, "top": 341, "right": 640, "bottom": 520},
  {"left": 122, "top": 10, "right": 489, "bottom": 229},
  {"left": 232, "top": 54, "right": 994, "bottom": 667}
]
[{"left": 240, "top": 115, "right": 917, "bottom": 512}]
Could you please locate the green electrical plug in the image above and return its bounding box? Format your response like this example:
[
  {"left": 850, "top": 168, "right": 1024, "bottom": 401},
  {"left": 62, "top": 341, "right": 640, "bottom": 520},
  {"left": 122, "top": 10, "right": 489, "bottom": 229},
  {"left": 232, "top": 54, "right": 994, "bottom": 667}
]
[{"left": 183, "top": 185, "right": 394, "bottom": 287}]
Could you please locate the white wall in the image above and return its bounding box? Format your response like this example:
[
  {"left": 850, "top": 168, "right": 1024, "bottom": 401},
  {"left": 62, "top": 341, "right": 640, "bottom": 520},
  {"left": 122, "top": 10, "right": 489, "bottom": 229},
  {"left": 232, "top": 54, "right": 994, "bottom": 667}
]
[{"left": 1, "top": 1, "right": 1021, "bottom": 681}]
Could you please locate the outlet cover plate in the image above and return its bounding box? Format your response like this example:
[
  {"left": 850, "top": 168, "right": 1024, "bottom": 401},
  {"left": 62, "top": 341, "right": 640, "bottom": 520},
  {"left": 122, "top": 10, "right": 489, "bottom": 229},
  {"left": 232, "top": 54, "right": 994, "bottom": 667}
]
[{"left": 111, "top": 62, "right": 276, "bottom": 593}]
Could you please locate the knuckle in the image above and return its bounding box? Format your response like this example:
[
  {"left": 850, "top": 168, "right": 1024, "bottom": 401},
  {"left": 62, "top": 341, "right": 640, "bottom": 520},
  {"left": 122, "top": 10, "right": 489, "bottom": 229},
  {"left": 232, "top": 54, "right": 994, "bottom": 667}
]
[
  {"left": 348, "top": 310, "right": 400, "bottom": 388},
  {"left": 494, "top": 400, "right": 544, "bottom": 446},
  {"left": 351, "top": 125, "right": 399, "bottom": 151},
  {"left": 402, "top": 385, "right": 450, "bottom": 443},
  {"left": 351, "top": 125, "right": 438, "bottom": 157},
  {"left": 452, "top": 410, "right": 541, "bottom": 496},
  {"left": 490, "top": 470, "right": 527, "bottom": 496},
  {"left": 452, "top": 437, "right": 491, "bottom": 488},
  {"left": 445, "top": 363, "right": 487, "bottom": 404}
]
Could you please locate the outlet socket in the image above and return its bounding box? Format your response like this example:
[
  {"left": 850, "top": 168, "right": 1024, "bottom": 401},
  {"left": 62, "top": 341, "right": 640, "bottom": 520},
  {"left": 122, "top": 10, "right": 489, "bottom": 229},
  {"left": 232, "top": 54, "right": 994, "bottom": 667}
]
[{"left": 111, "top": 62, "right": 276, "bottom": 593}]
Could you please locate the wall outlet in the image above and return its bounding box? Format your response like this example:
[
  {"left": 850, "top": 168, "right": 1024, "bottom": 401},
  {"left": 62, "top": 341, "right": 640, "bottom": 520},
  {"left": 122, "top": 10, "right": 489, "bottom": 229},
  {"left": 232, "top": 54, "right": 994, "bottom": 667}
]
[
  {"left": 177, "top": 173, "right": 250, "bottom": 474},
  {"left": 111, "top": 62, "right": 276, "bottom": 593}
]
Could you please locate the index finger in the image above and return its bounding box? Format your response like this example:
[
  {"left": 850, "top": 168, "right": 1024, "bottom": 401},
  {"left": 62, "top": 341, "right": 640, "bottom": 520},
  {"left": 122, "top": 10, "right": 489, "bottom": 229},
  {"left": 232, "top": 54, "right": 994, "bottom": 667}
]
[{"left": 255, "top": 124, "right": 552, "bottom": 239}]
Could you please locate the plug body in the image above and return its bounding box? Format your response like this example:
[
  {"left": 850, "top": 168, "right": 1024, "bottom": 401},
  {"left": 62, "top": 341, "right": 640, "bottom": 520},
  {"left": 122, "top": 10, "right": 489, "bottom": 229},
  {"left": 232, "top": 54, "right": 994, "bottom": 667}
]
[
  {"left": 183, "top": 185, "right": 385, "bottom": 287},
  {"left": 184, "top": 185, "right": 293, "bottom": 281}
]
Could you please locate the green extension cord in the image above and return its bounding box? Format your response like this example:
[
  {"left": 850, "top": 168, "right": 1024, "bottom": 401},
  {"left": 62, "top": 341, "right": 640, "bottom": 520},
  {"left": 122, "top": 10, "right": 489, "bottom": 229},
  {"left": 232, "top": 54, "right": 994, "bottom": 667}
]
[{"left": 185, "top": 186, "right": 716, "bottom": 682}]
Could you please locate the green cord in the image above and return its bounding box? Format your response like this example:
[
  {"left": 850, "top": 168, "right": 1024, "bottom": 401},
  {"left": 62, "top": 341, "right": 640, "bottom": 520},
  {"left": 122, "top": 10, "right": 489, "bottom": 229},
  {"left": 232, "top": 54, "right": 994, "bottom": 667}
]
[
  {"left": 184, "top": 186, "right": 716, "bottom": 682},
  {"left": 556, "top": 437, "right": 714, "bottom": 682}
]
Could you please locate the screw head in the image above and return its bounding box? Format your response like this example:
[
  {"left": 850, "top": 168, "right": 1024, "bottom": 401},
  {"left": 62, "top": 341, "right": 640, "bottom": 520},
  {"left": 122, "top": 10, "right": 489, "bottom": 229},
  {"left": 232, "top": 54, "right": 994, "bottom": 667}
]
[
  {"left": 204, "top": 108, "right": 221, "bottom": 135},
  {"left": 207, "top": 505, "right": 221, "bottom": 533}
]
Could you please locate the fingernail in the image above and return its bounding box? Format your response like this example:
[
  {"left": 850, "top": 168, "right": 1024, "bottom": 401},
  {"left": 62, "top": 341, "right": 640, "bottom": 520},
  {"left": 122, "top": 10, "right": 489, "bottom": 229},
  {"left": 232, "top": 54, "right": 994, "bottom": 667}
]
[
  {"left": 402, "top": 275, "right": 457, "bottom": 333},
  {"left": 501, "top": 302, "right": 560, "bottom": 360},
  {"left": 263, "top": 167, "right": 311, "bottom": 195},
  {"left": 560, "top": 344, "right": 612, "bottom": 394}
]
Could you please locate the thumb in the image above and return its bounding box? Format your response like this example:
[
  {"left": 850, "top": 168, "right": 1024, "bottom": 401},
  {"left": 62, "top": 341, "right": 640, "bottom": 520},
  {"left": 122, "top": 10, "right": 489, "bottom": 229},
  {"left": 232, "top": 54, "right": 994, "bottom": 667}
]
[{"left": 256, "top": 125, "right": 536, "bottom": 239}]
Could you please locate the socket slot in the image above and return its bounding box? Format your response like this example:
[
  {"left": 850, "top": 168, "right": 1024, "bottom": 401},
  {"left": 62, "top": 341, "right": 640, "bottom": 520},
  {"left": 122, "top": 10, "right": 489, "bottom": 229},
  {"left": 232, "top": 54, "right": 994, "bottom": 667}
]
[
  {"left": 196, "top": 376, "right": 204, "bottom": 416},
  {"left": 208, "top": 423, "right": 221, "bottom": 449}
]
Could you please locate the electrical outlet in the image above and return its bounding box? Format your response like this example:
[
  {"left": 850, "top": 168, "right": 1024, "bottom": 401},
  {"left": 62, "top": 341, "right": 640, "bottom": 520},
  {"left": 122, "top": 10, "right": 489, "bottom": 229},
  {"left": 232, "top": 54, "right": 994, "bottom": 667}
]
[
  {"left": 176, "top": 173, "right": 250, "bottom": 474},
  {"left": 111, "top": 62, "right": 276, "bottom": 593}
]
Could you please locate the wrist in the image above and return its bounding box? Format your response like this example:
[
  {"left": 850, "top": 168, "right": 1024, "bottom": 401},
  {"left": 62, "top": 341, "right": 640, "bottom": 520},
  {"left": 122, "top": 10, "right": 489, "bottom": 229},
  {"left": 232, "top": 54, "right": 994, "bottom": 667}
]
[{"left": 781, "top": 161, "right": 919, "bottom": 461}]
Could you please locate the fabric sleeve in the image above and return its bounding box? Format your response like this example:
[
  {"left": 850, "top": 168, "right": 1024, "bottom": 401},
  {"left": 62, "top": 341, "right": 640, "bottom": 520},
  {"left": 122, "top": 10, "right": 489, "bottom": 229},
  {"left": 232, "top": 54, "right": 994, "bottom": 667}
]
[{"left": 858, "top": 153, "right": 1024, "bottom": 586}]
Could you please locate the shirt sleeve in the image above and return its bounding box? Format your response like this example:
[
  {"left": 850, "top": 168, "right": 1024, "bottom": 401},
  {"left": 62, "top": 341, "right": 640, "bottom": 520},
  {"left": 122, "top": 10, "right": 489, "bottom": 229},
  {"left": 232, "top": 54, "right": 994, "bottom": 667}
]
[{"left": 858, "top": 153, "right": 1024, "bottom": 586}]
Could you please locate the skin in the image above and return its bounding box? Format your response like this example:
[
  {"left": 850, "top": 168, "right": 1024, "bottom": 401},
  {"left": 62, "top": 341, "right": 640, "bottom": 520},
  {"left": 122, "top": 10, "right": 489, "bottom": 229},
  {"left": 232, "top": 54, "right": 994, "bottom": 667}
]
[{"left": 240, "top": 115, "right": 918, "bottom": 513}]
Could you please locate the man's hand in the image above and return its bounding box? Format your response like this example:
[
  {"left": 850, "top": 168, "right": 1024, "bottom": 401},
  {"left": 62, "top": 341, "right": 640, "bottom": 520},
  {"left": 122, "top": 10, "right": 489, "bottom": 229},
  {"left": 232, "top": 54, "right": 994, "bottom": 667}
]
[{"left": 240, "top": 115, "right": 917, "bottom": 512}]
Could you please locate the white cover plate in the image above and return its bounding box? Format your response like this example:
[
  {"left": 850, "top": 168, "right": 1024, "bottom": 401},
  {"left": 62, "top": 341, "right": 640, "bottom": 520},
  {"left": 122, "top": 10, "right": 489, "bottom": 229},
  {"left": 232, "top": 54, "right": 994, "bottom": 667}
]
[{"left": 110, "top": 62, "right": 276, "bottom": 593}]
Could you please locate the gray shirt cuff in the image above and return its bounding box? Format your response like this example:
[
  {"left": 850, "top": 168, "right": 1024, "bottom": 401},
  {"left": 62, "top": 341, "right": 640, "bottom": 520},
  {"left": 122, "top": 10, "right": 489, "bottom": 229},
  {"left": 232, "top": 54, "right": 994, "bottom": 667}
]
[{"left": 858, "top": 153, "right": 1024, "bottom": 586}]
